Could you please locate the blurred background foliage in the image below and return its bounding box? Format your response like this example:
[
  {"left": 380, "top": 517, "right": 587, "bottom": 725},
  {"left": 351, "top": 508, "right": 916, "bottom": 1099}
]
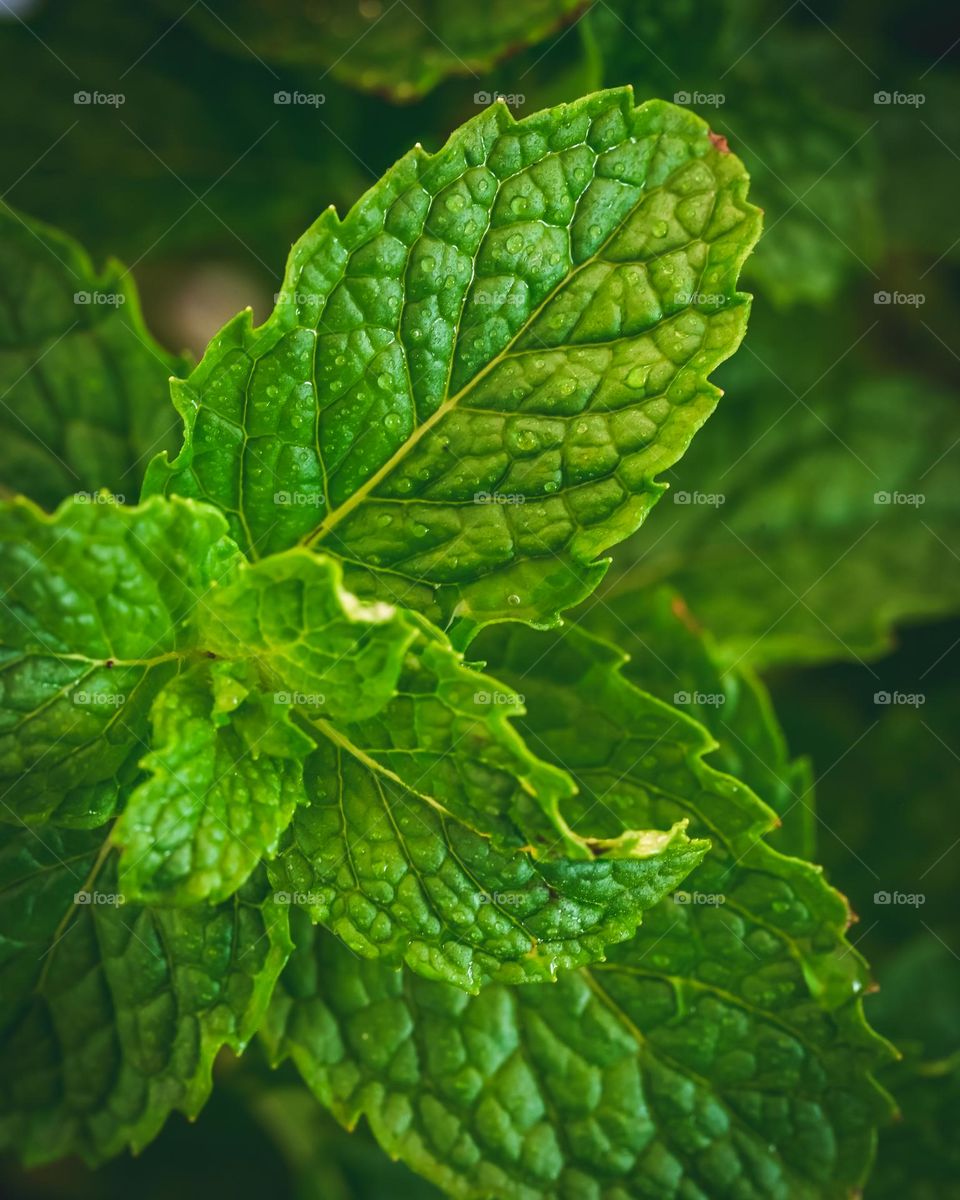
[{"left": 0, "top": 0, "right": 957, "bottom": 1194}]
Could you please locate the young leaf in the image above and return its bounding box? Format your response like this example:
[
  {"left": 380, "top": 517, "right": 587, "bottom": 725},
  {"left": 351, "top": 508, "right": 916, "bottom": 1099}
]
[
  {"left": 0, "top": 822, "right": 291, "bottom": 1166},
  {"left": 0, "top": 495, "right": 240, "bottom": 827},
  {"left": 0, "top": 205, "right": 187, "bottom": 508},
  {"left": 262, "top": 626, "right": 894, "bottom": 1198},
  {"left": 181, "top": 0, "right": 585, "bottom": 101},
  {"left": 144, "top": 89, "right": 760, "bottom": 639},
  {"left": 111, "top": 663, "right": 312, "bottom": 905}
]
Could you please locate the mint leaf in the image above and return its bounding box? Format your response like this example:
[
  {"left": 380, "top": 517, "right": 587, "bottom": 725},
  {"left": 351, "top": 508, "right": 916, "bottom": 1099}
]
[
  {"left": 270, "top": 735, "right": 706, "bottom": 991},
  {"left": 145, "top": 89, "right": 759, "bottom": 638},
  {"left": 183, "top": 0, "right": 584, "bottom": 101},
  {"left": 0, "top": 495, "right": 239, "bottom": 827},
  {"left": 617, "top": 305, "right": 960, "bottom": 667},
  {"left": 268, "top": 610, "right": 709, "bottom": 990},
  {"left": 263, "top": 626, "right": 894, "bottom": 1197},
  {"left": 112, "top": 663, "right": 311, "bottom": 905},
  {"left": 581, "top": 585, "right": 816, "bottom": 858},
  {"left": 0, "top": 821, "right": 291, "bottom": 1165},
  {"left": 0, "top": 205, "right": 187, "bottom": 508}
]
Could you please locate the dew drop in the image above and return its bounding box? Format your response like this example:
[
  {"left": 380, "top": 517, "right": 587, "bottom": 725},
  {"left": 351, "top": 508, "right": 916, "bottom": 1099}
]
[
  {"left": 335, "top": 354, "right": 346, "bottom": 366},
  {"left": 653, "top": 220, "right": 669, "bottom": 238},
  {"left": 543, "top": 481, "right": 559, "bottom": 494},
  {"left": 507, "top": 593, "right": 521, "bottom": 606},
  {"left": 627, "top": 365, "right": 650, "bottom": 389},
  {"left": 510, "top": 195, "right": 527, "bottom": 215},
  {"left": 589, "top": 224, "right": 602, "bottom": 240},
  {"left": 265, "top": 385, "right": 279, "bottom": 398},
  {"left": 443, "top": 274, "right": 456, "bottom": 289},
  {"left": 506, "top": 233, "right": 523, "bottom": 253},
  {"left": 412, "top": 523, "right": 429, "bottom": 537},
  {"left": 384, "top": 412, "right": 403, "bottom": 432},
  {"left": 421, "top": 255, "right": 436, "bottom": 273},
  {"left": 376, "top": 513, "right": 393, "bottom": 528},
  {"left": 445, "top": 192, "right": 466, "bottom": 212},
  {"left": 377, "top": 372, "right": 392, "bottom": 390},
  {"left": 290, "top": 414, "right": 303, "bottom": 428}
]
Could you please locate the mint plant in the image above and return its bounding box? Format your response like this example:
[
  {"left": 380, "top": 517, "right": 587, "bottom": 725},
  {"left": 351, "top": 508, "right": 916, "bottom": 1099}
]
[{"left": 0, "top": 89, "right": 895, "bottom": 1196}]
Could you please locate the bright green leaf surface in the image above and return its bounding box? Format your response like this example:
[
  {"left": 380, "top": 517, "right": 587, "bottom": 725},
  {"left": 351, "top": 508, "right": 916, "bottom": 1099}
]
[
  {"left": 0, "top": 205, "right": 187, "bottom": 508},
  {"left": 145, "top": 89, "right": 759, "bottom": 639},
  {"left": 113, "top": 664, "right": 310, "bottom": 905},
  {"left": 0, "top": 821, "right": 291, "bottom": 1166},
  {"left": 183, "top": 0, "right": 585, "bottom": 101},
  {"left": 263, "top": 626, "right": 893, "bottom": 1197},
  {"left": 0, "top": 495, "right": 239, "bottom": 827},
  {"left": 269, "top": 612, "right": 709, "bottom": 990}
]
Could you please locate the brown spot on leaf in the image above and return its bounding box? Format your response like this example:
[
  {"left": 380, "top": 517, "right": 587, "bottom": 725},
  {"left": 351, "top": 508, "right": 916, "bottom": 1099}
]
[{"left": 709, "top": 131, "right": 730, "bottom": 154}]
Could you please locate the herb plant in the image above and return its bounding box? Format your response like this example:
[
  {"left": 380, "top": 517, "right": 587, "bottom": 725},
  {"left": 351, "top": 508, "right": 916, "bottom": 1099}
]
[{"left": 0, "top": 3, "right": 957, "bottom": 1197}]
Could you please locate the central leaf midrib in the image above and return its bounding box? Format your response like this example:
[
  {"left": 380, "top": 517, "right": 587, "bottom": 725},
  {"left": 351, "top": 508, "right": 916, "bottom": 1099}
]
[{"left": 301, "top": 158, "right": 695, "bottom": 547}]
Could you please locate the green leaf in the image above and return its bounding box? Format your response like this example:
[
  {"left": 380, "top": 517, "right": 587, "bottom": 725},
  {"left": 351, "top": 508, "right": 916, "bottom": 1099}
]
[
  {"left": 270, "top": 735, "right": 706, "bottom": 991},
  {"left": 144, "top": 89, "right": 760, "bottom": 639},
  {"left": 586, "top": 1, "right": 879, "bottom": 306},
  {"left": 263, "top": 627, "right": 894, "bottom": 1198},
  {"left": 0, "top": 821, "right": 291, "bottom": 1166},
  {"left": 0, "top": 496, "right": 420, "bottom": 831},
  {"left": 268, "top": 611, "right": 709, "bottom": 990},
  {"left": 112, "top": 663, "right": 311, "bottom": 905},
  {"left": 181, "top": 0, "right": 585, "bottom": 101},
  {"left": 0, "top": 494, "right": 240, "bottom": 827},
  {"left": 579, "top": 585, "right": 816, "bottom": 858},
  {"left": 197, "top": 548, "right": 418, "bottom": 724},
  {"left": 612, "top": 302, "right": 960, "bottom": 667},
  {"left": 0, "top": 205, "right": 187, "bottom": 508}
]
